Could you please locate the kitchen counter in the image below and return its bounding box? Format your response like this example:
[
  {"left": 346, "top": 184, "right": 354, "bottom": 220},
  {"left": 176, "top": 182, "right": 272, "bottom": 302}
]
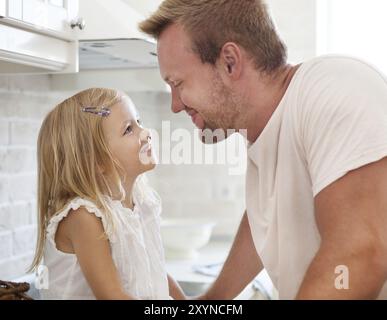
[
  {"left": 14, "top": 240, "right": 275, "bottom": 300},
  {"left": 165, "top": 240, "right": 275, "bottom": 300}
]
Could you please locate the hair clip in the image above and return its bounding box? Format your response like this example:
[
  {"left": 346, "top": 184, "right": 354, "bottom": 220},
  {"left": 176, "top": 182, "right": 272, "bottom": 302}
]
[{"left": 81, "top": 106, "right": 111, "bottom": 117}]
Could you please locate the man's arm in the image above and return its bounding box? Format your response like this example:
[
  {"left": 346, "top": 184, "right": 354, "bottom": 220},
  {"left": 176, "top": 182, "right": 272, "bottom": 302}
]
[
  {"left": 201, "top": 211, "right": 263, "bottom": 300},
  {"left": 296, "top": 157, "right": 387, "bottom": 299}
]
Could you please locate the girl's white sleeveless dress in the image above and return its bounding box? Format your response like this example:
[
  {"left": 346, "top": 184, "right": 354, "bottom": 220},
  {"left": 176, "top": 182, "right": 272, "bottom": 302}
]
[{"left": 40, "top": 188, "right": 170, "bottom": 300}]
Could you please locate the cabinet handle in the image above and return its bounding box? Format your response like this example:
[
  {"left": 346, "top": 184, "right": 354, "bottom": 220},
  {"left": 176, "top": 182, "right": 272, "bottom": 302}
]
[{"left": 70, "top": 17, "right": 86, "bottom": 30}]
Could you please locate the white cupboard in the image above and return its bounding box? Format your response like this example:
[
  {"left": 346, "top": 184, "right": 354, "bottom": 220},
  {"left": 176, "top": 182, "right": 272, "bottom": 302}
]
[
  {"left": 0, "top": 0, "right": 81, "bottom": 74},
  {"left": 6, "top": 0, "right": 79, "bottom": 37}
]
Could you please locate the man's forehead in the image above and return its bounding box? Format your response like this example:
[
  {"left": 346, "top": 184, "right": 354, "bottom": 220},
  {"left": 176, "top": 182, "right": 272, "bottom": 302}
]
[
  {"left": 157, "top": 25, "right": 196, "bottom": 81},
  {"left": 159, "top": 23, "right": 187, "bottom": 44},
  {"left": 159, "top": 23, "right": 195, "bottom": 53}
]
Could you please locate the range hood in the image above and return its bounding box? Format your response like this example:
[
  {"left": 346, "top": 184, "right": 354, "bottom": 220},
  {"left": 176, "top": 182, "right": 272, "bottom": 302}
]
[{"left": 78, "top": 0, "right": 158, "bottom": 70}]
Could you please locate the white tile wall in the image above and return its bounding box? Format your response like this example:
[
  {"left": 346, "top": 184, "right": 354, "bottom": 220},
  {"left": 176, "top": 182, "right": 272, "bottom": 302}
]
[{"left": 0, "top": 75, "right": 62, "bottom": 281}]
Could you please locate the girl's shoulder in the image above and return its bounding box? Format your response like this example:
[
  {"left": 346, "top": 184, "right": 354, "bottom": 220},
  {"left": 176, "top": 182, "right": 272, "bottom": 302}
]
[
  {"left": 50, "top": 197, "right": 104, "bottom": 224},
  {"left": 46, "top": 197, "right": 112, "bottom": 245}
]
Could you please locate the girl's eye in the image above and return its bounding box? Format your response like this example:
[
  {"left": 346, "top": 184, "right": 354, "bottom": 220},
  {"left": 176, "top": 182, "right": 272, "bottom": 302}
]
[{"left": 124, "top": 125, "right": 133, "bottom": 135}]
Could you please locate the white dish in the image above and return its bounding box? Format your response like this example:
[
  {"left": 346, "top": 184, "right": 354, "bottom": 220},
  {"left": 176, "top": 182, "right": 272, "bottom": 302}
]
[{"left": 161, "top": 219, "right": 216, "bottom": 260}]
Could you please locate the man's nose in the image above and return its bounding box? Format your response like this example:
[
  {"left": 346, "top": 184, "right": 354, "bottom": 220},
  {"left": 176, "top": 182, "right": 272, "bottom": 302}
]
[{"left": 171, "top": 88, "right": 185, "bottom": 114}]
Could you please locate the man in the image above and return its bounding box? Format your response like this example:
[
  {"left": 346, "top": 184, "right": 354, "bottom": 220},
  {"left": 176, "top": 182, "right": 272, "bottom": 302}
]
[{"left": 140, "top": 0, "right": 387, "bottom": 299}]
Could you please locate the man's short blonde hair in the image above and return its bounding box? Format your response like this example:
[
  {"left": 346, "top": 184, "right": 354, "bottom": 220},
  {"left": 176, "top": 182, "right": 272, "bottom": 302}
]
[{"left": 139, "top": 0, "right": 287, "bottom": 73}]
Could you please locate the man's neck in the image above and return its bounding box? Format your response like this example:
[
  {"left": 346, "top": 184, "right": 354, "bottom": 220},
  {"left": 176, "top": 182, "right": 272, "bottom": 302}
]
[{"left": 243, "top": 63, "right": 301, "bottom": 143}]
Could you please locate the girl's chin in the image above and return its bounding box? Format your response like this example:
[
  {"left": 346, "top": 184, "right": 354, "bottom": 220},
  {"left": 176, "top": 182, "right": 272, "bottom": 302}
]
[
  {"left": 141, "top": 161, "right": 157, "bottom": 173},
  {"left": 138, "top": 151, "right": 157, "bottom": 168},
  {"left": 147, "top": 162, "right": 157, "bottom": 170}
]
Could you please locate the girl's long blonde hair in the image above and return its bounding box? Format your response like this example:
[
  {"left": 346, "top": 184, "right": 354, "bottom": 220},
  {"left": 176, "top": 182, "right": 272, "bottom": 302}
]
[{"left": 29, "top": 88, "right": 130, "bottom": 272}]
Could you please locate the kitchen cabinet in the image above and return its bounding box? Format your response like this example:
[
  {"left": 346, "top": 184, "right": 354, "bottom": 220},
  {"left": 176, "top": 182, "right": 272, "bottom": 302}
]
[
  {"left": 0, "top": 0, "right": 81, "bottom": 73},
  {"left": 5, "top": 0, "right": 79, "bottom": 37}
]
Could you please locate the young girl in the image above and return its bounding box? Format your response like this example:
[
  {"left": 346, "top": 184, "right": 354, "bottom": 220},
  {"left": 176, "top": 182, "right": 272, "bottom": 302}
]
[{"left": 29, "top": 88, "right": 185, "bottom": 300}]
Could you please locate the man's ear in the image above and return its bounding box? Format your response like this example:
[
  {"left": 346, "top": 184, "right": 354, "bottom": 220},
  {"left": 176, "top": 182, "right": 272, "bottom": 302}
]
[{"left": 219, "top": 42, "right": 243, "bottom": 80}]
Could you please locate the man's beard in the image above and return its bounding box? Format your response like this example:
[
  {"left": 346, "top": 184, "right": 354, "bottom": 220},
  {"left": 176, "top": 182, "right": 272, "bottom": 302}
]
[{"left": 199, "top": 75, "right": 244, "bottom": 144}]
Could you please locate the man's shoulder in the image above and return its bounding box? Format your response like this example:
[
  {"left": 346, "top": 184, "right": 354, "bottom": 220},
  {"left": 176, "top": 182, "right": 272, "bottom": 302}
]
[
  {"left": 296, "top": 54, "right": 385, "bottom": 83},
  {"left": 281, "top": 55, "right": 387, "bottom": 144}
]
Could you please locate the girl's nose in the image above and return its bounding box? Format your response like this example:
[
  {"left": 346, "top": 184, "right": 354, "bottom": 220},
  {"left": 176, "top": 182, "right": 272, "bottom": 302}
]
[{"left": 140, "top": 128, "right": 151, "bottom": 143}]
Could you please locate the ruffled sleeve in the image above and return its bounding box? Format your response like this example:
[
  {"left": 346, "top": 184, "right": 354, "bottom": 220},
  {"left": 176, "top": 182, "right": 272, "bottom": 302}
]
[{"left": 46, "top": 197, "right": 116, "bottom": 249}]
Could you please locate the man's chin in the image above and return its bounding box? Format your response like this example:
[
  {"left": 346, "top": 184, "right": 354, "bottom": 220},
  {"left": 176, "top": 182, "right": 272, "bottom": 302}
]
[{"left": 192, "top": 113, "right": 206, "bottom": 130}]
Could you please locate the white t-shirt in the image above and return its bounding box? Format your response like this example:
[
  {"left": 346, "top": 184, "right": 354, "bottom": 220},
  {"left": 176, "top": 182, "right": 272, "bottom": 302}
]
[
  {"left": 246, "top": 55, "right": 387, "bottom": 299},
  {"left": 40, "top": 186, "right": 170, "bottom": 300}
]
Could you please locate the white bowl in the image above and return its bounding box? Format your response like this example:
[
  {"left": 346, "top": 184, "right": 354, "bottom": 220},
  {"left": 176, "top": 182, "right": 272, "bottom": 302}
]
[{"left": 161, "top": 219, "right": 216, "bottom": 260}]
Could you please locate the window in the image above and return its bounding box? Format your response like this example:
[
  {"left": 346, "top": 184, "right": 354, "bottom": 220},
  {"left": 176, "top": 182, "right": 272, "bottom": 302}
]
[
  {"left": 48, "top": 0, "right": 65, "bottom": 8},
  {"left": 316, "top": 0, "right": 387, "bottom": 73}
]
